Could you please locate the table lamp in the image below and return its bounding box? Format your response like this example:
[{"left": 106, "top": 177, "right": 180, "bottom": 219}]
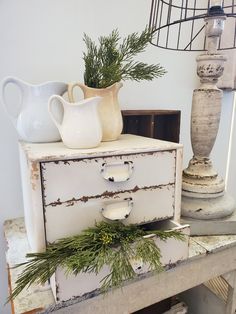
[{"left": 149, "top": 0, "right": 236, "bottom": 235}]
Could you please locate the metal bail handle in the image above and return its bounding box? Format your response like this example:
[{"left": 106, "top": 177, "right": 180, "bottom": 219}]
[
  {"left": 101, "top": 198, "right": 133, "bottom": 220},
  {"left": 101, "top": 161, "right": 134, "bottom": 182}
]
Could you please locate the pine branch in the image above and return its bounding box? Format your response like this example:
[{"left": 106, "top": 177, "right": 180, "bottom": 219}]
[
  {"left": 8, "top": 222, "right": 185, "bottom": 302},
  {"left": 83, "top": 28, "right": 166, "bottom": 88},
  {"left": 119, "top": 28, "right": 153, "bottom": 61},
  {"left": 121, "top": 61, "right": 166, "bottom": 82}
]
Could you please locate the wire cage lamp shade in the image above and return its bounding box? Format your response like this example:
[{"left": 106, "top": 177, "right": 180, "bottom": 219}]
[{"left": 149, "top": 0, "right": 236, "bottom": 51}]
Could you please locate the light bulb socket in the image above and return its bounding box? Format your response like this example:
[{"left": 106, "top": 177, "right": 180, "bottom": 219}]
[{"left": 208, "top": 5, "right": 225, "bottom": 16}]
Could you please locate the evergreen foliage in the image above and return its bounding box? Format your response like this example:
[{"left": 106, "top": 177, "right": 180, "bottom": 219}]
[
  {"left": 83, "top": 28, "right": 166, "bottom": 88},
  {"left": 9, "top": 221, "right": 185, "bottom": 301}
]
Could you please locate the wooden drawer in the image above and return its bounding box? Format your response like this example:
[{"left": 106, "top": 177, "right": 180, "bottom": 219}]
[
  {"left": 45, "top": 186, "right": 175, "bottom": 243},
  {"left": 50, "top": 220, "right": 190, "bottom": 303},
  {"left": 41, "top": 150, "right": 176, "bottom": 205}
]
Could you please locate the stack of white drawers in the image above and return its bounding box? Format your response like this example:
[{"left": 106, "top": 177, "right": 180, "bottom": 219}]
[{"left": 19, "top": 134, "right": 189, "bottom": 302}]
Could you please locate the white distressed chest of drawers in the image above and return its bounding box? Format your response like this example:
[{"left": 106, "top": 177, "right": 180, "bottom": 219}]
[{"left": 19, "top": 134, "right": 183, "bottom": 252}]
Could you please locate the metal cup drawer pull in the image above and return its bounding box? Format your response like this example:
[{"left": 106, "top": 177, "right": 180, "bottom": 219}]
[
  {"left": 100, "top": 161, "right": 134, "bottom": 182},
  {"left": 101, "top": 198, "right": 133, "bottom": 220}
]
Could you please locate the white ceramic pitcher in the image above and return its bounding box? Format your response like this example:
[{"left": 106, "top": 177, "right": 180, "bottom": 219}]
[
  {"left": 68, "top": 82, "right": 123, "bottom": 142},
  {"left": 48, "top": 95, "right": 102, "bottom": 149},
  {"left": 1, "top": 77, "right": 67, "bottom": 142}
]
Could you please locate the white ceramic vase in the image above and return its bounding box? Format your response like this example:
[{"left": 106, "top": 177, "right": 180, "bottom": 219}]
[
  {"left": 48, "top": 95, "right": 102, "bottom": 149},
  {"left": 1, "top": 76, "right": 68, "bottom": 142}
]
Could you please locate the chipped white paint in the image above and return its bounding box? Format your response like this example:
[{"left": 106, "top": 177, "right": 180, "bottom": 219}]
[
  {"left": 174, "top": 148, "right": 183, "bottom": 223},
  {"left": 42, "top": 150, "right": 176, "bottom": 205},
  {"left": 19, "top": 134, "right": 182, "bottom": 162},
  {"left": 19, "top": 145, "right": 45, "bottom": 252},
  {"left": 5, "top": 217, "right": 236, "bottom": 314},
  {"left": 181, "top": 209, "right": 236, "bottom": 236},
  {"left": 19, "top": 134, "right": 183, "bottom": 252},
  {"left": 181, "top": 13, "right": 236, "bottom": 224},
  {"left": 4, "top": 218, "right": 54, "bottom": 314},
  {"left": 45, "top": 188, "right": 176, "bottom": 243},
  {"left": 54, "top": 217, "right": 188, "bottom": 303},
  {"left": 192, "top": 234, "right": 236, "bottom": 252}
]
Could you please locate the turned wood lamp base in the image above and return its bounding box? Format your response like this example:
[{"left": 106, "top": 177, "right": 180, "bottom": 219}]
[
  {"left": 180, "top": 11, "right": 236, "bottom": 235},
  {"left": 181, "top": 202, "right": 236, "bottom": 235},
  {"left": 181, "top": 193, "right": 235, "bottom": 220}
]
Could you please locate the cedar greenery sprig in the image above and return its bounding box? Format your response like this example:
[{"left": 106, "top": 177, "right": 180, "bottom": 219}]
[
  {"left": 83, "top": 28, "right": 166, "bottom": 88},
  {"left": 9, "top": 221, "right": 185, "bottom": 301}
]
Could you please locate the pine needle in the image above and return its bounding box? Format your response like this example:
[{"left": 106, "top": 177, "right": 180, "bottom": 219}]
[{"left": 8, "top": 221, "right": 185, "bottom": 302}]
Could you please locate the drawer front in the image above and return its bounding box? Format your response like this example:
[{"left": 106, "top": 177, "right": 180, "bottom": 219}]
[
  {"left": 41, "top": 150, "right": 176, "bottom": 205},
  {"left": 45, "top": 185, "right": 175, "bottom": 243},
  {"left": 52, "top": 221, "right": 189, "bottom": 302}
]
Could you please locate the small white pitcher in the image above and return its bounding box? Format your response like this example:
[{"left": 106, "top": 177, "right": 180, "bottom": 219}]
[
  {"left": 1, "top": 77, "right": 68, "bottom": 142},
  {"left": 48, "top": 95, "right": 102, "bottom": 149},
  {"left": 68, "top": 82, "right": 123, "bottom": 142}
]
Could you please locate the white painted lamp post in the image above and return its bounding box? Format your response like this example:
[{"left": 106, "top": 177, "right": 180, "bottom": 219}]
[{"left": 149, "top": 0, "right": 236, "bottom": 234}]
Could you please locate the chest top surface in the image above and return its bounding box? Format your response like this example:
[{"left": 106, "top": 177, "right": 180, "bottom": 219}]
[{"left": 19, "top": 134, "right": 183, "bottom": 162}]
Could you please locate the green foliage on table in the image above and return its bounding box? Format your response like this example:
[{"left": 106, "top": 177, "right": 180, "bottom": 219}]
[
  {"left": 83, "top": 28, "right": 166, "bottom": 88},
  {"left": 9, "top": 221, "right": 185, "bottom": 301}
]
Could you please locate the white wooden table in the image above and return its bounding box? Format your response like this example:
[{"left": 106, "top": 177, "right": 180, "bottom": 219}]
[{"left": 4, "top": 217, "right": 236, "bottom": 314}]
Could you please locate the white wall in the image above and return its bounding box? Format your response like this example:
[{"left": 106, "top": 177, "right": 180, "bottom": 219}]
[
  {"left": 226, "top": 93, "right": 236, "bottom": 196},
  {"left": 0, "top": 1, "right": 234, "bottom": 313}
]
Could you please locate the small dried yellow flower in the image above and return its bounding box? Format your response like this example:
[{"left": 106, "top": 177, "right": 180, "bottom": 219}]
[{"left": 100, "top": 233, "right": 113, "bottom": 245}]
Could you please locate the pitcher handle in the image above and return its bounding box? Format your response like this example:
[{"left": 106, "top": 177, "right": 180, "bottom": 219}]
[
  {"left": 68, "top": 82, "right": 85, "bottom": 103},
  {"left": 48, "top": 95, "right": 64, "bottom": 132},
  {"left": 1, "top": 77, "right": 24, "bottom": 125}
]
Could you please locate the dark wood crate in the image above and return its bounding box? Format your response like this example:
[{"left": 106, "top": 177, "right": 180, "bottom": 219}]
[{"left": 122, "top": 110, "right": 181, "bottom": 143}]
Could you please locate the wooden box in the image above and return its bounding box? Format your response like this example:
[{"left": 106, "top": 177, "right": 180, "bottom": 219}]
[
  {"left": 19, "top": 134, "right": 183, "bottom": 252},
  {"left": 122, "top": 110, "right": 181, "bottom": 143}
]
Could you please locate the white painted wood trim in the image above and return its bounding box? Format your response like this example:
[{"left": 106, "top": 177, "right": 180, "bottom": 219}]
[
  {"left": 19, "top": 145, "right": 45, "bottom": 252},
  {"left": 19, "top": 134, "right": 183, "bottom": 162},
  {"left": 174, "top": 147, "right": 183, "bottom": 222}
]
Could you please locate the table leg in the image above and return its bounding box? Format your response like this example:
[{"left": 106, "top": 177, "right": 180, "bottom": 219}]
[{"left": 225, "top": 270, "right": 236, "bottom": 314}]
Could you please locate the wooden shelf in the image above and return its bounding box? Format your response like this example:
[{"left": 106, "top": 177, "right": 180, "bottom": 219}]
[{"left": 122, "top": 110, "right": 181, "bottom": 143}]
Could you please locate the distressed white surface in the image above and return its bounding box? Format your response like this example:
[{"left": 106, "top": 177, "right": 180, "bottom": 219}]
[
  {"left": 19, "top": 144, "right": 45, "bottom": 252},
  {"left": 19, "top": 134, "right": 182, "bottom": 252},
  {"left": 193, "top": 234, "right": 236, "bottom": 253},
  {"left": 181, "top": 209, "right": 236, "bottom": 236},
  {"left": 4, "top": 218, "right": 54, "bottom": 314},
  {"left": 20, "top": 134, "right": 182, "bottom": 162},
  {"left": 45, "top": 188, "right": 175, "bottom": 243},
  {"left": 174, "top": 148, "right": 183, "bottom": 222},
  {"left": 42, "top": 149, "right": 176, "bottom": 204},
  {"left": 4, "top": 217, "right": 189, "bottom": 311},
  {"left": 53, "top": 221, "right": 189, "bottom": 302},
  {"left": 5, "top": 217, "right": 236, "bottom": 314}
]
